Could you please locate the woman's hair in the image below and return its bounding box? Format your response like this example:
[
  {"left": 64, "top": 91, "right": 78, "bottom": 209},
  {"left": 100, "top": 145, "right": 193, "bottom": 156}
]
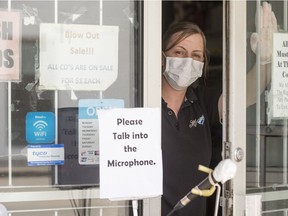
[{"left": 162, "top": 21, "right": 209, "bottom": 76}]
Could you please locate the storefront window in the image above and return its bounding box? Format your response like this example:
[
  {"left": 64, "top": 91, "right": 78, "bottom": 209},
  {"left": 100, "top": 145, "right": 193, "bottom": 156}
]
[{"left": 0, "top": 0, "right": 143, "bottom": 215}]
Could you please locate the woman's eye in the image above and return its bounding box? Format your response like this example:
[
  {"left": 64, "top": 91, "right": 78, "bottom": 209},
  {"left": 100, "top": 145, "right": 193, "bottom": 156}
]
[
  {"left": 175, "top": 51, "right": 185, "bottom": 57},
  {"left": 192, "top": 54, "right": 204, "bottom": 61}
]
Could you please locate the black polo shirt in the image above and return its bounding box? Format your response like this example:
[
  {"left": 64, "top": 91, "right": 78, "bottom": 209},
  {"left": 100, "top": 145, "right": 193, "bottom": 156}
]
[{"left": 161, "top": 85, "right": 221, "bottom": 216}]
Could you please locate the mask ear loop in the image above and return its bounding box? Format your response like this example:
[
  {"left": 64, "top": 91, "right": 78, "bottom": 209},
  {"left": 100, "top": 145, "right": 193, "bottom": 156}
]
[
  {"left": 202, "top": 49, "right": 208, "bottom": 78},
  {"left": 162, "top": 52, "right": 167, "bottom": 73},
  {"left": 162, "top": 52, "right": 167, "bottom": 62}
]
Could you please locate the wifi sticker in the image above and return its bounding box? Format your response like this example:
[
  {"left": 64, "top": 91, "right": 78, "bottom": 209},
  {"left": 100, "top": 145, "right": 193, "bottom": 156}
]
[{"left": 26, "top": 112, "right": 55, "bottom": 144}]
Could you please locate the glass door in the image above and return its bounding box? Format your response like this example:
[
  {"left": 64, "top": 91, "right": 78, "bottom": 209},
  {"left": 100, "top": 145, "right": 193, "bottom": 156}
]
[{"left": 224, "top": 0, "right": 288, "bottom": 215}]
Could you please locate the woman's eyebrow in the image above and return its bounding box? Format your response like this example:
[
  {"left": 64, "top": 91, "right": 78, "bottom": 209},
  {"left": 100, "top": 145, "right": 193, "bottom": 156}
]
[
  {"left": 174, "top": 45, "right": 186, "bottom": 50},
  {"left": 191, "top": 50, "right": 204, "bottom": 53},
  {"left": 172, "top": 46, "right": 204, "bottom": 54}
]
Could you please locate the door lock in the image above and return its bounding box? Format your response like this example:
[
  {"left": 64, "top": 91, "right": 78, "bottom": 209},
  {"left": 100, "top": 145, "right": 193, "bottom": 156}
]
[{"left": 234, "top": 147, "right": 244, "bottom": 162}]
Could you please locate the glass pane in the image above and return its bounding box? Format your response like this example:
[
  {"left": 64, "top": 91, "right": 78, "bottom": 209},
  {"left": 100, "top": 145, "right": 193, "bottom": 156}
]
[
  {"left": 246, "top": 1, "right": 288, "bottom": 215},
  {"left": 0, "top": 0, "right": 142, "bottom": 215}
]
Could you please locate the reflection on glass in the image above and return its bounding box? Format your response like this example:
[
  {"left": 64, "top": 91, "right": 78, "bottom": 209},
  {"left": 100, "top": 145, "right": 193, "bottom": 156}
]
[{"left": 246, "top": 1, "right": 288, "bottom": 215}]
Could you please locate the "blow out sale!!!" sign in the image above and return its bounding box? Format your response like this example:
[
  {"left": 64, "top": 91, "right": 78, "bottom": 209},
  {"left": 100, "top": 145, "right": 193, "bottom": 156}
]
[{"left": 39, "top": 23, "right": 119, "bottom": 90}]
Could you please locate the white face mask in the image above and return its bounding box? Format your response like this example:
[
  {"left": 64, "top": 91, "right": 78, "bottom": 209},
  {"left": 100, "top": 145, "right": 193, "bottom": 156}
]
[{"left": 163, "top": 56, "right": 204, "bottom": 91}]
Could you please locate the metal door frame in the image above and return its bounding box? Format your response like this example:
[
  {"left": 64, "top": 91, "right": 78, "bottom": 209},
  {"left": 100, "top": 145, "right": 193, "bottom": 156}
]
[
  {"left": 223, "top": 0, "right": 247, "bottom": 215},
  {"left": 143, "top": 0, "right": 162, "bottom": 215}
]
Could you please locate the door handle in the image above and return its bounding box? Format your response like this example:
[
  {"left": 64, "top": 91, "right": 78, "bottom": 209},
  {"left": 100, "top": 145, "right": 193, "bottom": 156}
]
[{"left": 234, "top": 147, "right": 244, "bottom": 162}]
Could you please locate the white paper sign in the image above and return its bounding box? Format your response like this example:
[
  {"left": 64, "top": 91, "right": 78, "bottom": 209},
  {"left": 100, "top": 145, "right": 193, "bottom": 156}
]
[
  {"left": 0, "top": 11, "right": 21, "bottom": 81},
  {"left": 98, "top": 108, "right": 162, "bottom": 199},
  {"left": 39, "top": 23, "right": 119, "bottom": 90},
  {"left": 269, "top": 33, "right": 288, "bottom": 119}
]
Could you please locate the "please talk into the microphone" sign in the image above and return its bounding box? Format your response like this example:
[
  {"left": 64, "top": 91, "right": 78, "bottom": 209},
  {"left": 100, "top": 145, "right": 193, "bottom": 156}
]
[{"left": 98, "top": 108, "right": 162, "bottom": 200}]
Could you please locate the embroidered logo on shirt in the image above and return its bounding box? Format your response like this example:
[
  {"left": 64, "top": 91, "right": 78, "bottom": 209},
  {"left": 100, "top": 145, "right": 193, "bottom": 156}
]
[
  {"left": 189, "top": 115, "right": 205, "bottom": 128},
  {"left": 197, "top": 115, "right": 205, "bottom": 125}
]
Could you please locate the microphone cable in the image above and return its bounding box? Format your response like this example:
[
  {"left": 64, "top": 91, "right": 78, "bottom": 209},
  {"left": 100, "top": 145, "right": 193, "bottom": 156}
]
[{"left": 166, "top": 204, "right": 182, "bottom": 216}]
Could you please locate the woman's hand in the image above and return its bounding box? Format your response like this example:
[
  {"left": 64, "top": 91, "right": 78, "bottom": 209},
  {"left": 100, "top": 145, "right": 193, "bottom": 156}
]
[{"left": 250, "top": 2, "right": 278, "bottom": 65}]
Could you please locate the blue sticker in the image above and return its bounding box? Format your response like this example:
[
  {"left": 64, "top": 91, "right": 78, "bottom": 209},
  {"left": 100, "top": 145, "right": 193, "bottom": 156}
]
[
  {"left": 78, "top": 99, "right": 124, "bottom": 165},
  {"left": 26, "top": 112, "right": 55, "bottom": 144},
  {"left": 79, "top": 99, "right": 125, "bottom": 119}
]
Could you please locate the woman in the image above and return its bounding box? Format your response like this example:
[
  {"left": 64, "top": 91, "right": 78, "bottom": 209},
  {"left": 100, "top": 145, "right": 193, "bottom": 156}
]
[
  {"left": 161, "top": 2, "right": 277, "bottom": 215},
  {"left": 161, "top": 21, "right": 222, "bottom": 216}
]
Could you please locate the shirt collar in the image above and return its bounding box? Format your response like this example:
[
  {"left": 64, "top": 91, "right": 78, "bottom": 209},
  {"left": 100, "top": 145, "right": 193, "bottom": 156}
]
[
  {"left": 161, "top": 86, "right": 198, "bottom": 106},
  {"left": 185, "top": 86, "right": 198, "bottom": 103}
]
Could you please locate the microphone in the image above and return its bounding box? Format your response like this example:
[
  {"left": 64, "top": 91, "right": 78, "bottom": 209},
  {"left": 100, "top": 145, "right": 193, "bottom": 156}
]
[{"left": 167, "top": 159, "right": 237, "bottom": 216}]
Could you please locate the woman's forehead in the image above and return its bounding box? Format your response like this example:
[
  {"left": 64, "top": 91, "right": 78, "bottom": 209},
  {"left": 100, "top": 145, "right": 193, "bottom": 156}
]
[{"left": 169, "top": 32, "right": 204, "bottom": 50}]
